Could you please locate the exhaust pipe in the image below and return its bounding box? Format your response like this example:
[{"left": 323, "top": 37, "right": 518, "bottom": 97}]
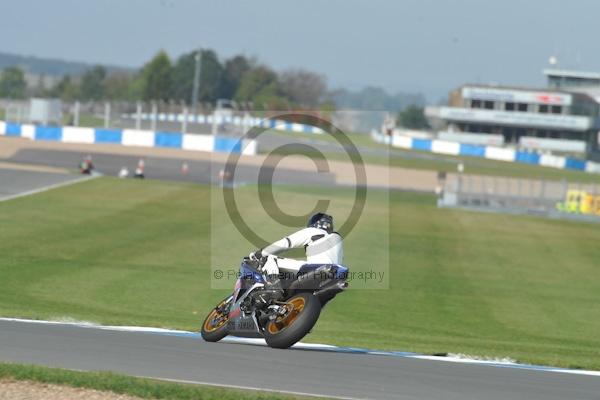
[{"left": 314, "top": 280, "right": 348, "bottom": 300}]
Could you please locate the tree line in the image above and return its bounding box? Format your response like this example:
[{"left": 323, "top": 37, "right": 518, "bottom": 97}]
[
  {"left": 0, "top": 49, "right": 331, "bottom": 111},
  {"left": 0, "top": 48, "right": 429, "bottom": 128}
]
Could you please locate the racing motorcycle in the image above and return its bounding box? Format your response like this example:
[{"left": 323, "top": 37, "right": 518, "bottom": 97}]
[{"left": 201, "top": 257, "right": 349, "bottom": 349}]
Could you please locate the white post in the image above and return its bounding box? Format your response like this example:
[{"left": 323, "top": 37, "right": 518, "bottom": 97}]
[
  {"left": 151, "top": 102, "right": 157, "bottom": 131},
  {"left": 182, "top": 107, "right": 188, "bottom": 134},
  {"left": 211, "top": 104, "right": 218, "bottom": 136},
  {"left": 211, "top": 113, "right": 218, "bottom": 136},
  {"left": 135, "top": 102, "right": 142, "bottom": 130},
  {"left": 104, "top": 102, "right": 111, "bottom": 128},
  {"left": 74, "top": 101, "right": 80, "bottom": 126},
  {"left": 191, "top": 51, "right": 201, "bottom": 110}
]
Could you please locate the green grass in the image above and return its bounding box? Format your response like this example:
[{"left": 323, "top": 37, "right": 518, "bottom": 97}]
[
  {"left": 1, "top": 178, "right": 600, "bottom": 370},
  {"left": 62, "top": 114, "right": 105, "bottom": 128},
  {"left": 0, "top": 363, "right": 322, "bottom": 399},
  {"left": 269, "top": 129, "right": 380, "bottom": 149},
  {"left": 265, "top": 130, "right": 600, "bottom": 183},
  {"left": 384, "top": 150, "right": 600, "bottom": 183}
]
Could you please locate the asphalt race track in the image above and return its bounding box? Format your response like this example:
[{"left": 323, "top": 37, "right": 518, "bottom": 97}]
[
  {"left": 0, "top": 167, "right": 87, "bottom": 201},
  {"left": 1, "top": 320, "right": 599, "bottom": 400},
  {"left": 7, "top": 148, "right": 337, "bottom": 187}
]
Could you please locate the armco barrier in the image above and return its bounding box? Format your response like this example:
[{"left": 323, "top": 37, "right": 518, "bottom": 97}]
[
  {"left": 371, "top": 131, "right": 600, "bottom": 174},
  {"left": 6, "top": 123, "right": 21, "bottom": 136},
  {"left": 94, "top": 129, "right": 122, "bottom": 144},
  {"left": 0, "top": 121, "right": 257, "bottom": 155},
  {"left": 35, "top": 126, "right": 62, "bottom": 141},
  {"left": 459, "top": 143, "right": 486, "bottom": 157}
]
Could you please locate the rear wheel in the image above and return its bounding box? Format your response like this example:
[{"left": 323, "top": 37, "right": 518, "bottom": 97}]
[
  {"left": 201, "top": 296, "right": 232, "bottom": 342},
  {"left": 264, "top": 292, "right": 321, "bottom": 349}
]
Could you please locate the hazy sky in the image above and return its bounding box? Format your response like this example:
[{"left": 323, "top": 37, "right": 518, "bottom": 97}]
[{"left": 3, "top": 0, "right": 600, "bottom": 100}]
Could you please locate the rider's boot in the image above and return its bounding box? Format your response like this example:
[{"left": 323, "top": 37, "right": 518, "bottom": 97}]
[{"left": 263, "top": 274, "right": 284, "bottom": 299}]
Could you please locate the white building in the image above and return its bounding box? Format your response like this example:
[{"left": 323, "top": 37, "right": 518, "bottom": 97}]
[{"left": 426, "top": 69, "right": 600, "bottom": 159}]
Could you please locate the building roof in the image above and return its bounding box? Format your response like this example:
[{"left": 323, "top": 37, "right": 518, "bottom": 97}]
[
  {"left": 456, "top": 83, "right": 597, "bottom": 103},
  {"left": 543, "top": 68, "right": 600, "bottom": 80}
]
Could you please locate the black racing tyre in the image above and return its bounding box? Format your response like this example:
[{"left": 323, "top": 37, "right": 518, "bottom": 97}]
[
  {"left": 201, "top": 296, "right": 231, "bottom": 342},
  {"left": 264, "top": 292, "right": 321, "bottom": 349}
]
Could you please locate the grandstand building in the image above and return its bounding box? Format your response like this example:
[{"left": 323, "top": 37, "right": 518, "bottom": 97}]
[{"left": 425, "top": 69, "right": 600, "bottom": 159}]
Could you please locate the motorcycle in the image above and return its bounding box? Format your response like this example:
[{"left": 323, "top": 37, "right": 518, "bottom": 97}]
[
  {"left": 201, "top": 257, "right": 349, "bottom": 349},
  {"left": 79, "top": 160, "right": 94, "bottom": 175}
]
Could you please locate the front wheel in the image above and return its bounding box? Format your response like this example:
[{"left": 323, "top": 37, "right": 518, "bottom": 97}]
[
  {"left": 201, "top": 296, "right": 232, "bottom": 342},
  {"left": 264, "top": 292, "right": 321, "bottom": 349}
]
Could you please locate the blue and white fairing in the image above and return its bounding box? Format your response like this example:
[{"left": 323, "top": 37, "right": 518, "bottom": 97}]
[{"left": 226, "top": 259, "right": 349, "bottom": 338}]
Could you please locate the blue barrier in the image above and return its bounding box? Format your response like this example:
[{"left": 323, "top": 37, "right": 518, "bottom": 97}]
[
  {"left": 94, "top": 129, "right": 122, "bottom": 144},
  {"left": 214, "top": 137, "right": 242, "bottom": 153},
  {"left": 5, "top": 123, "right": 21, "bottom": 136},
  {"left": 0, "top": 119, "right": 254, "bottom": 155},
  {"left": 412, "top": 138, "right": 432, "bottom": 151},
  {"left": 565, "top": 158, "right": 586, "bottom": 171},
  {"left": 370, "top": 131, "right": 600, "bottom": 175},
  {"left": 516, "top": 151, "right": 541, "bottom": 165},
  {"left": 459, "top": 143, "right": 486, "bottom": 157},
  {"left": 35, "top": 126, "right": 62, "bottom": 141},
  {"left": 154, "top": 131, "right": 183, "bottom": 148}
]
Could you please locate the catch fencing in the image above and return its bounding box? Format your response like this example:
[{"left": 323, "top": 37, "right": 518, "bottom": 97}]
[
  {"left": 0, "top": 99, "right": 327, "bottom": 136},
  {"left": 439, "top": 173, "right": 600, "bottom": 223}
]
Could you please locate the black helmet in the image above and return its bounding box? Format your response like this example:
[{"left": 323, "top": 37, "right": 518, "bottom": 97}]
[{"left": 307, "top": 212, "right": 333, "bottom": 233}]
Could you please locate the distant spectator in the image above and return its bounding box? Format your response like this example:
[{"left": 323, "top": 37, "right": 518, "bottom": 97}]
[
  {"left": 118, "top": 167, "right": 129, "bottom": 179},
  {"left": 134, "top": 158, "right": 145, "bottom": 179}
]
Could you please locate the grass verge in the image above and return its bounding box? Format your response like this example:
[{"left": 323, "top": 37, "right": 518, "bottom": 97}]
[
  {"left": 264, "top": 130, "right": 600, "bottom": 183},
  {"left": 0, "top": 363, "right": 321, "bottom": 399},
  {"left": 0, "top": 178, "right": 599, "bottom": 370}
]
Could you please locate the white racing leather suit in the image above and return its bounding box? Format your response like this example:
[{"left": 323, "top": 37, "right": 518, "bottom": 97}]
[{"left": 259, "top": 227, "right": 343, "bottom": 275}]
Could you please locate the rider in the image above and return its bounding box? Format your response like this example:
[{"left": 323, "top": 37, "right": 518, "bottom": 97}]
[
  {"left": 249, "top": 212, "right": 343, "bottom": 288},
  {"left": 79, "top": 155, "right": 94, "bottom": 174}
]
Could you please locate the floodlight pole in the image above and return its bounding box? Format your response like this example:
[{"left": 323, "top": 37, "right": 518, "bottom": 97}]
[{"left": 191, "top": 50, "right": 202, "bottom": 110}]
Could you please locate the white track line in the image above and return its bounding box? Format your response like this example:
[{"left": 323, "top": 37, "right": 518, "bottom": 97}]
[
  {"left": 0, "top": 173, "right": 99, "bottom": 202},
  {"left": 2, "top": 317, "right": 600, "bottom": 377}
]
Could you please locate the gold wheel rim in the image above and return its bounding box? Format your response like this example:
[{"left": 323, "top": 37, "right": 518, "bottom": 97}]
[
  {"left": 203, "top": 299, "right": 230, "bottom": 332},
  {"left": 267, "top": 297, "right": 306, "bottom": 334}
]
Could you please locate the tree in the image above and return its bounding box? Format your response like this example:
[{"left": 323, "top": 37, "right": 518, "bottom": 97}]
[
  {"left": 80, "top": 65, "right": 106, "bottom": 100},
  {"left": 170, "top": 51, "right": 197, "bottom": 103},
  {"left": 197, "top": 49, "right": 223, "bottom": 102},
  {"left": 220, "top": 55, "right": 251, "bottom": 100},
  {"left": 234, "top": 65, "right": 276, "bottom": 101},
  {"left": 397, "top": 105, "right": 429, "bottom": 130},
  {"left": 280, "top": 69, "right": 326, "bottom": 107},
  {"left": 170, "top": 49, "right": 224, "bottom": 104},
  {"left": 104, "top": 71, "right": 135, "bottom": 100},
  {"left": 140, "top": 50, "right": 172, "bottom": 101},
  {"left": 234, "top": 65, "right": 288, "bottom": 109},
  {"left": 50, "top": 75, "right": 79, "bottom": 101},
  {"left": 0, "top": 66, "right": 26, "bottom": 99}
]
